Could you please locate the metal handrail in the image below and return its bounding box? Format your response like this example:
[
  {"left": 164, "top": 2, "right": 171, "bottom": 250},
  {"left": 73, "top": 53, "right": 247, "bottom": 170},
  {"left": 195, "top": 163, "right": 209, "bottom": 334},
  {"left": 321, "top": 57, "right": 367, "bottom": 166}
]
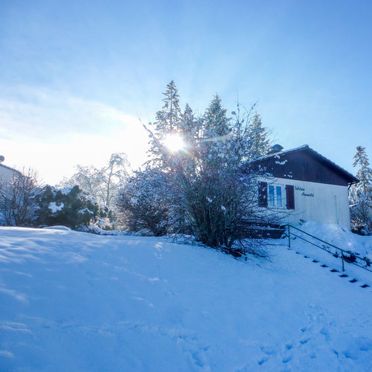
[{"left": 287, "top": 224, "right": 372, "bottom": 273}]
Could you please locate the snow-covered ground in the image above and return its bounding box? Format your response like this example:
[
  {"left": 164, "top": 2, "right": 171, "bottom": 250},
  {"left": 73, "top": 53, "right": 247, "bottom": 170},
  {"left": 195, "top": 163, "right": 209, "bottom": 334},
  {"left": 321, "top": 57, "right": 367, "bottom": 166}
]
[
  {"left": 295, "top": 221, "right": 372, "bottom": 258},
  {"left": 0, "top": 226, "right": 372, "bottom": 371}
]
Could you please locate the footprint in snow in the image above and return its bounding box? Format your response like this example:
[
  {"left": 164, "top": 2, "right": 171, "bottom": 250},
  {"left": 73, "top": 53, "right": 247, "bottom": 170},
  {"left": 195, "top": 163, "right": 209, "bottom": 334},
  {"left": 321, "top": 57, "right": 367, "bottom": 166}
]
[
  {"left": 299, "top": 338, "right": 310, "bottom": 345},
  {"left": 257, "top": 356, "right": 268, "bottom": 365},
  {"left": 260, "top": 345, "right": 276, "bottom": 356},
  {"left": 282, "top": 355, "right": 292, "bottom": 364},
  {"left": 358, "top": 337, "right": 372, "bottom": 352},
  {"left": 177, "top": 337, "right": 210, "bottom": 371},
  {"left": 257, "top": 345, "right": 277, "bottom": 366},
  {"left": 342, "top": 336, "right": 372, "bottom": 360}
]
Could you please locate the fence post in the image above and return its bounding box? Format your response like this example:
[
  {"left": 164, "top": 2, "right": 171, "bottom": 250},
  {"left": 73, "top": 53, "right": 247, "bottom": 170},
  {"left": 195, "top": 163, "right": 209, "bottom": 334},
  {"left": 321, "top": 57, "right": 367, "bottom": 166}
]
[
  {"left": 288, "top": 225, "right": 291, "bottom": 249},
  {"left": 341, "top": 256, "right": 345, "bottom": 272}
]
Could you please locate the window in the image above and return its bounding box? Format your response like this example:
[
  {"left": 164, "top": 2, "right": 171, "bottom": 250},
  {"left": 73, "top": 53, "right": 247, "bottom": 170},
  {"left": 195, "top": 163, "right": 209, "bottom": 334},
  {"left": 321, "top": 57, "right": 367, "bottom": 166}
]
[
  {"left": 258, "top": 182, "right": 295, "bottom": 210},
  {"left": 268, "top": 185, "right": 275, "bottom": 207},
  {"left": 267, "top": 184, "right": 285, "bottom": 209},
  {"left": 276, "top": 186, "right": 282, "bottom": 207}
]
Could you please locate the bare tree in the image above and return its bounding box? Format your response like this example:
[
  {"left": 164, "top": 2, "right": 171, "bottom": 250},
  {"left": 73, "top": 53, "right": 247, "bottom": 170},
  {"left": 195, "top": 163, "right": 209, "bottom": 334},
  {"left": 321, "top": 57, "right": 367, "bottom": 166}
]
[
  {"left": 62, "top": 153, "right": 129, "bottom": 211},
  {"left": 102, "top": 153, "right": 129, "bottom": 210},
  {"left": 0, "top": 169, "right": 38, "bottom": 226}
]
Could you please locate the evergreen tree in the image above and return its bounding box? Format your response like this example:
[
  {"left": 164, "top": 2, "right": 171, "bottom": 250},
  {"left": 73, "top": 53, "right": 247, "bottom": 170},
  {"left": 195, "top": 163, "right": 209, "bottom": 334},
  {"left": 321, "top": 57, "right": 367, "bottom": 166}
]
[
  {"left": 179, "top": 103, "right": 200, "bottom": 141},
  {"left": 149, "top": 81, "right": 182, "bottom": 164},
  {"left": 198, "top": 96, "right": 233, "bottom": 176},
  {"left": 353, "top": 146, "right": 372, "bottom": 193},
  {"left": 246, "top": 113, "right": 271, "bottom": 160},
  {"left": 350, "top": 146, "right": 372, "bottom": 234},
  {"left": 155, "top": 80, "right": 181, "bottom": 133},
  {"left": 35, "top": 185, "right": 99, "bottom": 228},
  {"left": 203, "top": 95, "right": 230, "bottom": 138}
]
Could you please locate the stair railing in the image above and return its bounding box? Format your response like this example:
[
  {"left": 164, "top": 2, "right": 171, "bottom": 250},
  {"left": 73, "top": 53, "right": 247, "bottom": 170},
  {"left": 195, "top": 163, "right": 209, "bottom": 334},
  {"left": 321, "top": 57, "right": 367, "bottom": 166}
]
[{"left": 287, "top": 224, "right": 372, "bottom": 273}]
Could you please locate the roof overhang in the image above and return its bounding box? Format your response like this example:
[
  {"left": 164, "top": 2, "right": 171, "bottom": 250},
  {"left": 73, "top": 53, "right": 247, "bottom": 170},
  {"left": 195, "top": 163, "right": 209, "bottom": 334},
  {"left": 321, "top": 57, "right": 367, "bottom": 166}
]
[{"left": 247, "top": 145, "right": 359, "bottom": 185}]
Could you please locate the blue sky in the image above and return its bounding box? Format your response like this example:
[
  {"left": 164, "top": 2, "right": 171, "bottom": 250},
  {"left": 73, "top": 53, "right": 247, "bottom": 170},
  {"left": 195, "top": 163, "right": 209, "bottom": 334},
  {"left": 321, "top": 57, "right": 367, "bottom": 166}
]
[{"left": 0, "top": 0, "right": 371, "bottom": 183}]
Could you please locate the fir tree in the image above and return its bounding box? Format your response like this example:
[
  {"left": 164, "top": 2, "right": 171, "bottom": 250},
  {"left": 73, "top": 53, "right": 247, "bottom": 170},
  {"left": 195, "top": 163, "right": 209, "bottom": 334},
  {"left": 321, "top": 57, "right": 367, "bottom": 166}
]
[
  {"left": 203, "top": 95, "right": 230, "bottom": 138},
  {"left": 246, "top": 113, "right": 271, "bottom": 160},
  {"left": 200, "top": 96, "right": 232, "bottom": 173},
  {"left": 155, "top": 80, "right": 181, "bottom": 132},
  {"left": 180, "top": 104, "right": 200, "bottom": 140},
  {"left": 34, "top": 185, "right": 99, "bottom": 228},
  {"left": 353, "top": 146, "right": 372, "bottom": 193},
  {"left": 148, "top": 81, "right": 182, "bottom": 164},
  {"left": 350, "top": 146, "right": 372, "bottom": 234}
]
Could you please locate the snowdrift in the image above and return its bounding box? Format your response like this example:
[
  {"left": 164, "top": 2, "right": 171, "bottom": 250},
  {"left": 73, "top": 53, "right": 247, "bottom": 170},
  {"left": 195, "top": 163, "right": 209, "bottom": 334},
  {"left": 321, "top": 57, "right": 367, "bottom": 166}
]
[{"left": 297, "top": 221, "right": 372, "bottom": 258}]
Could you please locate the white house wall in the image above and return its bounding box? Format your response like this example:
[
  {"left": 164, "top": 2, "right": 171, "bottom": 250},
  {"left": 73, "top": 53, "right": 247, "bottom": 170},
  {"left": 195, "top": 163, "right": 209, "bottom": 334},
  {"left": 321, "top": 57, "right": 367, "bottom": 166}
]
[
  {"left": 261, "top": 177, "right": 351, "bottom": 229},
  {"left": 0, "top": 166, "right": 18, "bottom": 184}
]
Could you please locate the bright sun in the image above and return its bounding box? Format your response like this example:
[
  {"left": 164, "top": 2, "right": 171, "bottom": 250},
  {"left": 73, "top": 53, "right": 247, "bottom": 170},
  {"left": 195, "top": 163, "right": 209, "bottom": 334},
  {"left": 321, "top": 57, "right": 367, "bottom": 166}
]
[{"left": 163, "top": 133, "right": 186, "bottom": 153}]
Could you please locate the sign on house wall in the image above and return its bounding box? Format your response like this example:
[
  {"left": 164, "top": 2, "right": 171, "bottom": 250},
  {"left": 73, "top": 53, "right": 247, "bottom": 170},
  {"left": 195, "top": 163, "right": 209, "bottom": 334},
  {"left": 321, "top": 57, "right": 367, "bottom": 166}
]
[
  {"left": 286, "top": 178, "right": 349, "bottom": 228},
  {"left": 295, "top": 186, "right": 314, "bottom": 198}
]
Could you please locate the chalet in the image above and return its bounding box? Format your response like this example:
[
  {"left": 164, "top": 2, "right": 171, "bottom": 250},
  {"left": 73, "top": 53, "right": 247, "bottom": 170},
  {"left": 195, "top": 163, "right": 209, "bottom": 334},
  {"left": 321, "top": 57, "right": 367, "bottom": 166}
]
[{"left": 249, "top": 145, "right": 358, "bottom": 230}]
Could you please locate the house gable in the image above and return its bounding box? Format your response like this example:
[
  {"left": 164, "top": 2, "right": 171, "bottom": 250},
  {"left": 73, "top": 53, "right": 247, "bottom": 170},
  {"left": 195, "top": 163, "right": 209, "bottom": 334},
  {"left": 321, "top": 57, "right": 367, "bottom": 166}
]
[
  {"left": 248, "top": 145, "right": 358, "bottom": 187},
  {"left": 0, "top": 164, "right": 22, "bottom": 183}
]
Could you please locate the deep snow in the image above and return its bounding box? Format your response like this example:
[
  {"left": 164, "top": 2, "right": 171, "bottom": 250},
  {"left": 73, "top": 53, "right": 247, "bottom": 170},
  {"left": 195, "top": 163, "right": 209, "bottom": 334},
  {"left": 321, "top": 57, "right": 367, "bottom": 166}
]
[
  {"left": 296, "top": 221, "right": 372, "bottom": 259},
  {"left": 0, "top": 226, "right": 372, "bottom": 371}
]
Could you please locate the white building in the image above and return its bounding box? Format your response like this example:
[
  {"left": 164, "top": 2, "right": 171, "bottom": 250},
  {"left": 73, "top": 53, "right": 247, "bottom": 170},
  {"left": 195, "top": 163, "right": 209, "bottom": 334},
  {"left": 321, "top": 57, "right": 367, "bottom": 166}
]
[
  {"left": 250, "top": 145, "right": 358, "bottom": 229},
  {"left": 0, "top": 157, "right": 21, "bottom": 184}
]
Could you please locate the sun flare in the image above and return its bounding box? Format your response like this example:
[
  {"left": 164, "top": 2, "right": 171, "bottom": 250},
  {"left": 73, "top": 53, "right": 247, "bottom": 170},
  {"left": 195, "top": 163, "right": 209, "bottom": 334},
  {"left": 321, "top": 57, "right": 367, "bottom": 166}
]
[{"left": 163, "top": 133, "right": 186, "bottom": 153}]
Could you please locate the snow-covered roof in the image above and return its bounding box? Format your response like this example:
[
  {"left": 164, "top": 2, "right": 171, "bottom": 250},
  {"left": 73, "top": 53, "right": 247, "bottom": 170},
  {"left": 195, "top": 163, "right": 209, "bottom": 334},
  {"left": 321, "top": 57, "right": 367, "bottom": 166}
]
[
  {"left": 249, "top": 145, "right": 359, "bottom": 184},
  {"left": 252, "top": 145, "right": 309, "bottom": 163}
]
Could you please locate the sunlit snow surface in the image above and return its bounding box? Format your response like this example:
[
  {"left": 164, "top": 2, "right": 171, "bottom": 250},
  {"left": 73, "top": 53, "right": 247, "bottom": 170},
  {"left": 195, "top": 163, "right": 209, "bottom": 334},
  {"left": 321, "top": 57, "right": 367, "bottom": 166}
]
[{"left": 0, "top": 226, "right": 372, "bottom": 371}]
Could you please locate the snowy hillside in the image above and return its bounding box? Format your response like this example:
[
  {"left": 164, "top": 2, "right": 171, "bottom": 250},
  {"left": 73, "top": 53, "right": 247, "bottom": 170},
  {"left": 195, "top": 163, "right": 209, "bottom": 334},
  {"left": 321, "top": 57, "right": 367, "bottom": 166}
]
[{"left": 1, "top": 227, "right": 372, "bottom": 371}]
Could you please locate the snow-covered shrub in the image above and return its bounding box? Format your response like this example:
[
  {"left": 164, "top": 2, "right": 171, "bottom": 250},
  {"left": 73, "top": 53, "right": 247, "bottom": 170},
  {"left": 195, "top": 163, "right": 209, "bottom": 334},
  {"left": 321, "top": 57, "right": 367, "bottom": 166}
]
[
  {"left": 35, "top": 185, "right": 99, "bottom": 228},
  {"left": 117, "top": 168, "right": 172, "bottom": 236}
]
